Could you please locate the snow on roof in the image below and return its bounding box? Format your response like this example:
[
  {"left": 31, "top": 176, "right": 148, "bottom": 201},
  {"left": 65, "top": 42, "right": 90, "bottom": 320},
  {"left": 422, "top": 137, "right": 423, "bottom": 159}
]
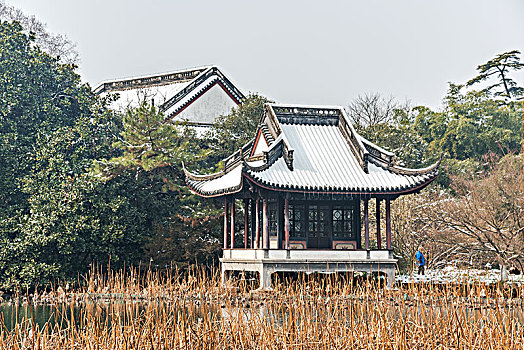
[
  {"left": 93, "top": 66, "right": 212, "bottom": 94},
  {"left": 103, "top": 81, "right": 191, "bottom": 111},
  {"left": 185, "top": 103, "right": 440, "bottom": 197},
  {"left": 185, "top": 163, "right": 243, "bottom": 198},
  {"left": 165, "top": 75, "right": 220, "bottom": 120},
  {"left": 246, "top": 123, "right": 434, "bottom": 193}
]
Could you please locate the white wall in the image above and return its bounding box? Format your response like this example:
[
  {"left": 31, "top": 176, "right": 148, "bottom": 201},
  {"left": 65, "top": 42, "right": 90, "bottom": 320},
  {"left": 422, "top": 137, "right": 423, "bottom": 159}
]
[{"left": 174, "top": 84, "right": 238, "bottom": 125}]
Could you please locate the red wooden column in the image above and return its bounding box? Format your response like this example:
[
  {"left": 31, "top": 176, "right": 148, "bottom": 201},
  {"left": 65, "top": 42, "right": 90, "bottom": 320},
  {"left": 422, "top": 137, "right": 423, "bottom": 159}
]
[
  {"left": 255, "top": 199, "right": 260, "bottom": 249},
  {"left": 284, "top": 198, "right": 290, "bottom": 249},
  {"left": 262, "top": 198, "right": 269, "bottom": 249},
  {"left": 244, "top": 199, "right": 249, "bottom": 249},
  {"left": 230, "top": 200, "right": 235, "bottom": 249},
  {"left": 386, "top": 199, "right": 392, "bottom": 250},
  {"left": 223, "top": 198, "right": 228, "bottom": 249},
  {"left": 364, "top": 199, "right": 370, "bottom": 251},
  {"left": 376, "top": 199, "right": 382, "bottom": 249}
]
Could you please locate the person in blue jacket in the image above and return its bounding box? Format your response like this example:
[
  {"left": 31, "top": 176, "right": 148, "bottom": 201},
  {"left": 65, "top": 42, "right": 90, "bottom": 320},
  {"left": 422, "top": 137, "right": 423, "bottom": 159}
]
[{"left": 415, "top": 246, "right": 425, "bottom": 275}]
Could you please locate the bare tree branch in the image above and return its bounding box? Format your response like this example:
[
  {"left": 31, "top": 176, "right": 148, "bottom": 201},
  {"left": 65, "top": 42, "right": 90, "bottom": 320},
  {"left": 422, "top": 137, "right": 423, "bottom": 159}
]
[
  {"left": 346, "top": 93, "right": 399, "bottom": 128},
  {"left": 0, "top": 0, "right": 78, "bottom": 64}
]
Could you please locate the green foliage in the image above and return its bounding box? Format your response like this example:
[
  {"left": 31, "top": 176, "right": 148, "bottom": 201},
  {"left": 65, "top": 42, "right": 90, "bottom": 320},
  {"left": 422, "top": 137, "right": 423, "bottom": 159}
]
[
  {"left": 0, "top": 20, "right": 145, "bottom": 290},
  {"left": 355, "top": 62, "right": 521, "bottom": 188},
  {"left": 117, "top": 103, "right": 204, "bottom": 171},
  {"left": 414, "top": 84, "right": 521, "bottom": 161},
  {"left": 94, "top": 101, "right": 213, "bottom": 215},
  {"left": 0, "top": 21, "right": 84, "bottom": 217},
  {"left": 93, "top": 101, "right": 223, "bottom": 267},
  {"left": 208, "top": 93, "right": 272, "bottom": 166},
  {"left": 14, "top": 115, "right": 148, "bottom": 284}
]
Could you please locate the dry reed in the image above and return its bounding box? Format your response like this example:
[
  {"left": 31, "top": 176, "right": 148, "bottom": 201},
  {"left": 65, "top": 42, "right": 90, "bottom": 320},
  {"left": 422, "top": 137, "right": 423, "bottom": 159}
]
[{"left": 1, "top": 267, "right": 523, "bottom": 349}]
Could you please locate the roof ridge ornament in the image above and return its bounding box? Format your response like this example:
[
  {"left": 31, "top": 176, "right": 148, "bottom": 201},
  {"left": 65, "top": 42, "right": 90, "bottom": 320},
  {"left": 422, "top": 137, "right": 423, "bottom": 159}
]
[
  {"left": 94, "top": 66, "right": 210, "bottom": 94},
  {"left": 338, "top": 108, "right": 369, "bottom": 173},
  {"left": 270, "top": 104, "right": 340, "bottom": 126}
]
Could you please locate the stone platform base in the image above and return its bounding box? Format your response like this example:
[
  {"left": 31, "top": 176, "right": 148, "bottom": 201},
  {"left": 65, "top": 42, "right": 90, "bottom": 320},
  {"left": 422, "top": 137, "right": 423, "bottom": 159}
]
[{"left": 220, "top": 249, "right": 397, "bottom": 290}]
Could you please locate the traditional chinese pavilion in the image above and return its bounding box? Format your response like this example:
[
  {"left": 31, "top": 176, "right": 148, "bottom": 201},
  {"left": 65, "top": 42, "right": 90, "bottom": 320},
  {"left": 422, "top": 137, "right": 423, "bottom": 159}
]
[
  {"left": 185, "top": 104, "right": 439, "bottom": 289},
  {"left": 94, "top": 66, "right": 244, "bottom": 134}
]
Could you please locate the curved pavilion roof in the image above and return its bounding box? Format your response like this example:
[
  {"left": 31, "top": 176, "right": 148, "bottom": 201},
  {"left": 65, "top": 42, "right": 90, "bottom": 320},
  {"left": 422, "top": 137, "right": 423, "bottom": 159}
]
[{"left": 185, "top": 104, "right": 440, "bottom": 198}]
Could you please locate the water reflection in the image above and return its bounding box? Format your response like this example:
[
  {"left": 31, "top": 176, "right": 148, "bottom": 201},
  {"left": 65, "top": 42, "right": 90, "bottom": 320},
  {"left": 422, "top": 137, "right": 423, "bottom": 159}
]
[
  {"left": 0, "top": 300, "right": 220, "bottom": 332},
  {"left": 2, "top": 297, "right": 524, "bottom": 333},
  {"left": 221, "top": 298, "right": 524, "bottom": 328}
]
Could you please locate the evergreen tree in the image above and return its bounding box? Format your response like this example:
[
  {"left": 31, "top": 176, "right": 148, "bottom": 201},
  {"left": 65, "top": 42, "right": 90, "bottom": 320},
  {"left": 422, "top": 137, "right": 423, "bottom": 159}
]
[
  {"left": 208, "top": 93, "right": 272, "bottom": 167},
  {"left": 466, "top": 50, "right": 523, "bottom": 100},
  {"left": 94, "top": 102, "right": 221, "bottom": 269},
  {"left": 0, "top": 20, "right": 145, "bottom": 290}
]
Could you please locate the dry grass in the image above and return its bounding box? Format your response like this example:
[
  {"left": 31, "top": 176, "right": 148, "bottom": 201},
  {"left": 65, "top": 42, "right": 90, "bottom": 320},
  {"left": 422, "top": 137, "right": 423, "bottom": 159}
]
[{"left": 1, "top": 267, "right": 524, "bottom": 349}]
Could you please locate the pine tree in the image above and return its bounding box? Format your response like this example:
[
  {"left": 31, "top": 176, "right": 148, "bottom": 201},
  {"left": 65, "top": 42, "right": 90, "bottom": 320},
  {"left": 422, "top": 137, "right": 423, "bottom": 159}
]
[
  {"left": 94, "top": 101, "right": 205, "bottom": 195},
  {"left": 467, "top": 50, "right": 524, "bottom": 100}
]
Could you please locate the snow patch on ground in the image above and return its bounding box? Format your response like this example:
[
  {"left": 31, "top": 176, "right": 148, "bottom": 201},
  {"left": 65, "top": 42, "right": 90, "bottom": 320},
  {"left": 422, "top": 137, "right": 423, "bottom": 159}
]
[{"left": 397, "top": 267, "right": 523, "bottom": 285}]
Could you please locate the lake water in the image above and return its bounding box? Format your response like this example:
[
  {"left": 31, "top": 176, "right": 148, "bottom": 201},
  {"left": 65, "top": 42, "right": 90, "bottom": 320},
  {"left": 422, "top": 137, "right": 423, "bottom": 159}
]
[
  {"left": 0, "top": 300, "right": 220, "bottom": 332},
  {"left": 3, "top": 295, "right": 524, "bottom": 333}
]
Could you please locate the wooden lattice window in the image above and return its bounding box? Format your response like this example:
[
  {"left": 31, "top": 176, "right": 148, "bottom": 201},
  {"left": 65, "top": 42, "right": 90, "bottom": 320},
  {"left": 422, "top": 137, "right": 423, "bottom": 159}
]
[
  {"left": 269, "top": 202, "right": 278, "bottom": 237},
  {"left": 308, "top": 205, "right": 329, "bottom": 238},
  {"left": 332, "top": 205, "right": 354, "bottom": 239},
  {"left": 288, "top": 204, "right": 306, "bottom": 238}
]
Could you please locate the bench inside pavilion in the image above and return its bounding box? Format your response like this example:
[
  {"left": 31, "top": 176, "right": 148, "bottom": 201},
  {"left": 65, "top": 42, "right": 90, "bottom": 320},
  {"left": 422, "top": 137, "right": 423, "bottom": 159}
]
[{"left": 185, "top": 104, "right": 439, "bottom": 289}]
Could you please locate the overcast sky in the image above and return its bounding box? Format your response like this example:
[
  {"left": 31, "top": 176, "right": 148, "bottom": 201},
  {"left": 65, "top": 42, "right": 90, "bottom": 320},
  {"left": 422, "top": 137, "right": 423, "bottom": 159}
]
[{"left": 11, "top": 0, "right": 524, "bottom": 109}]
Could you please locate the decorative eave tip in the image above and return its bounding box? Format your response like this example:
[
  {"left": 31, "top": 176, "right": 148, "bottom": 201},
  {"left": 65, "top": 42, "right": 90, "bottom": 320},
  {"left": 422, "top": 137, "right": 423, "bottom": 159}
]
[
  {"left": 183, "top": 160, "right": 245, "bottom": 198},
  {"left": 182, "top": 161, "right": 230, "bottom": 182},
  {"left": 387, "top": 154, "right": 442, "bottom": 177}
]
